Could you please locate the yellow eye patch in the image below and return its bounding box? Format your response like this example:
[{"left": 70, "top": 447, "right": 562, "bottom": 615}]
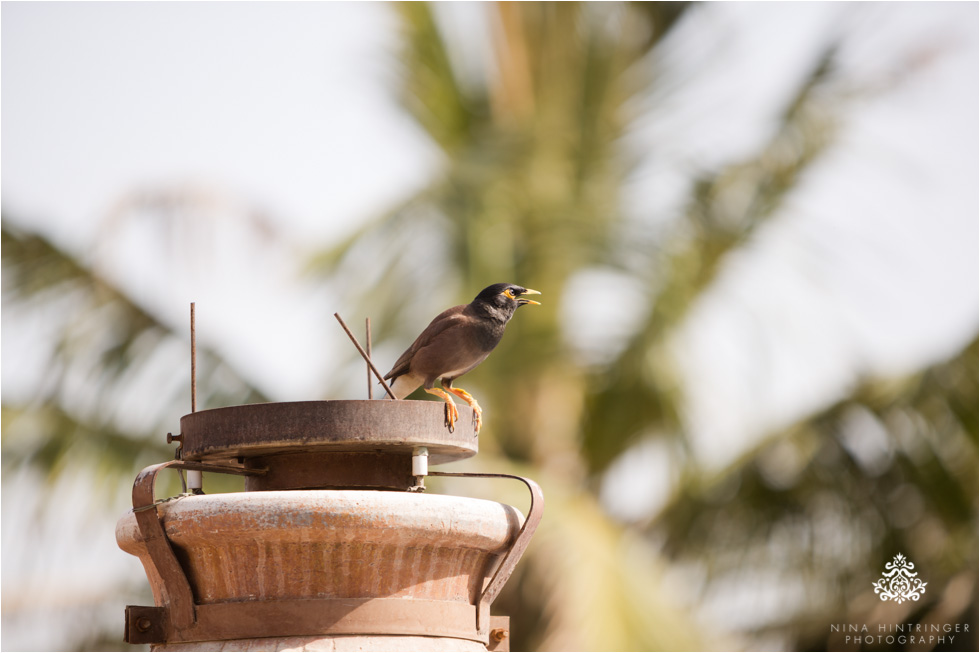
[{"left": 503, "top": 288, "right": 518, "bottom": 300}]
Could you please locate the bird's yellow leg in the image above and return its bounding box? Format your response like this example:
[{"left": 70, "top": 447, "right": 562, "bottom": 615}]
[
  {"left": 446, "top": 387, "right": 482, "bottom": 433},
  {"left": 425, "top": 387, "right": 459, "bottom": 431}
]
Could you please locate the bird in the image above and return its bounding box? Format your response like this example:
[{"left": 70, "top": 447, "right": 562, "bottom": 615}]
[{"left": 383, "top": 283, "right": 541, "bottom": 433}]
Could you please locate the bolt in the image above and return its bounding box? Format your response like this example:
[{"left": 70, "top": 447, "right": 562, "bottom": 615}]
[
  {"left": 490, "top": 628, "right": 508, "bottom": 643},
  {"left": 167, "top": 432, "right": 183, "bottom": 445},
  {"left": 136, "top": 617, "right": 153, "bottom": 632}
]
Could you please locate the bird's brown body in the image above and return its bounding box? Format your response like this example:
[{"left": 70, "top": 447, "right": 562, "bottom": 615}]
[{"left": 383, "top": 283, "right": 540, "bottom": 431}]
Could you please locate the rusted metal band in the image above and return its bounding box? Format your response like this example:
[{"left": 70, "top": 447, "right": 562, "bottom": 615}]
[
  {"left": 132, "top": 461, "right": 197, "bottom": 629},
  {"left": 243, "top": 451, "right": 413, "bottom": 491},
  {"left": 131, "top": 460, "right": 267, "bottom": 632},
  {"left": 125, "top": 597, "right": 490, "bottom": 645},
  {"left": 427, "top": 472, "right": 544, "bottom": 628}
]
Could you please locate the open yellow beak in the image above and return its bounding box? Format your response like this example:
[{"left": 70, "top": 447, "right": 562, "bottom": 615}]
[{"left": 519, "top": 289, "right": 541, "bottom": 306}]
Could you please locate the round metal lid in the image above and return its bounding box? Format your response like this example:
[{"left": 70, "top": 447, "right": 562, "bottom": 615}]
[{"left": 179, "top": 400, "right": 478, "bottom": 465}]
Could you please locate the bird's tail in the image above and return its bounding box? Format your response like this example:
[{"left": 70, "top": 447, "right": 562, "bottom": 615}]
[{"left": 385, "top": 374, "right": 420, "bottom": 400}]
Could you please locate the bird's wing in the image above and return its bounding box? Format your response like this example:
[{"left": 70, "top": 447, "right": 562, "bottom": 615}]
[
  {"left": 383, "top": 305, "right": 467, "bottom": 380},
  {"left": 401, "top": 312, "right": 496, "bottom": 383}
]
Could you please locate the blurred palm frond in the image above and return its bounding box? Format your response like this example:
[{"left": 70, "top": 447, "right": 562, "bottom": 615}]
[
  {"left": 583, "top": 41, "right": 843, "bottom": 473},
  {"left": 656, "top": 337, "right": 978, "bottom": 649},
  {"left": 1, "top": 221, "right": 268, "bottom": 482}
]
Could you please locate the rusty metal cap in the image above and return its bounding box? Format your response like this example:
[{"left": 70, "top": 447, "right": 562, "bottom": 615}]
[{"left": 179, "top": 400, "right": 477, "bottom": 465}]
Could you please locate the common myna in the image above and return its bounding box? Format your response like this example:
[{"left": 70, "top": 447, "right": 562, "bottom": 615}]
[{"left": 383, "top": 283, "right": 541, "bottom": 432}]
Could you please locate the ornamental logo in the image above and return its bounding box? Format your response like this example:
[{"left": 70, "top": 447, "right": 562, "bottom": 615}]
[{"left": 872, "top": 553, "right": 927, "bottom": 603}]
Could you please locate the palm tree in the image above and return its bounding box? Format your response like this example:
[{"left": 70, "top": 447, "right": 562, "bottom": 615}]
[
  {"left": 311, "top": 2, "right": 977, "bottom": 650},
  {"left": 309, "top": 2, "right": 851, "bottom": 650}
]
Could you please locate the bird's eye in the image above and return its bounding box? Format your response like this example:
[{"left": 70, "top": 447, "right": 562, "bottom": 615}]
[{"left": 503, "top": 288, "right": 517, "bottom": 300}]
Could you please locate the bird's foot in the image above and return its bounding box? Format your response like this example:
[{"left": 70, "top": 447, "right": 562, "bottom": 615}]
[
  {"left": 447, "top": 387, "right": 483, "bottom": 434},
  {"left": 426, "top": 387, "right": 459, "bottom": 432},
  {"left": 444, "top": 401, "right": 459, "bottom": 431},
  {"left": 470, "top": 403, "right": 482, "bottom": 435}
]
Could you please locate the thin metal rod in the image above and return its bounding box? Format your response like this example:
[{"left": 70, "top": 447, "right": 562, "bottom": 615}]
[
  {"left": 334, "top": 313, "right": 397, "bottom": 399},
  {"left": 366, "top": 317, "right": 373, "bottom": 400},
  {"left": 190, "top": 302, "right": 197, "bottom": 413},
  {"left": 188, "top": 302, "right": 202, "bottom": 493}
]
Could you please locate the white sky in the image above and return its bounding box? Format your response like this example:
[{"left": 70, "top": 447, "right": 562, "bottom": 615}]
[
  {"left": 2, "top": 1, "right": 435, "bottom": 246},
  {"left": 1, "top": 1, "right": 978, "bottom": 649},
  {"left": 2, "top": 1, "right": 441, "bottom": 402}
]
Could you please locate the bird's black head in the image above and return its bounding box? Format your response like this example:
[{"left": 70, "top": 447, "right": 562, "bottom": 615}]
[{"left": 472, "top": 283, "right": 542, "bottom": 313}]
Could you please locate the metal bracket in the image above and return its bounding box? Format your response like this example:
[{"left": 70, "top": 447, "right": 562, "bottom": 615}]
[
  {"left": 124, "top": 596, "right": 493, "bottom": 646},
  {"left": 124, "top": 605, "right": 168, "bottom": 644},
  {"left": 488, "top": 615, "right": 511, "bottom": 652},
  {"left": 128, "top": 459, "right": 266, "bottom": 640},
  {"left": 428, "top": 471, "right": 544, "bottom": 631}
]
